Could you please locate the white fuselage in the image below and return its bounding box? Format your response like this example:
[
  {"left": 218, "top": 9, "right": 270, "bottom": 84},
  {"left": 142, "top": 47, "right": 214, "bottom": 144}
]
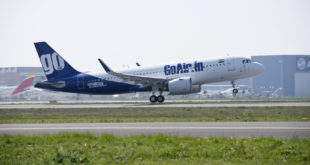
[{"left": 91, "top": 57, "right": 264, "bottom": 87}]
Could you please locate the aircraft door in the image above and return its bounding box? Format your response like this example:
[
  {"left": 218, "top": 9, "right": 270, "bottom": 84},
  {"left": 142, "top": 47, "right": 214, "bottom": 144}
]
[
  {"left": 242, "top": 61, "right": 247, "bottom": 73},
  {"left": 227, "top": 58, "right": 236, "bottom": 71},
  {"left": 77, "top": 75, "right": 84, "bottom": 89}
]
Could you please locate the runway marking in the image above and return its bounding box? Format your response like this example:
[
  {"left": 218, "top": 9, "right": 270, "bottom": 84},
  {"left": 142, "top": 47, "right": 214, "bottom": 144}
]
[{"left": 1, "top": 126, "right": 310, "bottom": 131}]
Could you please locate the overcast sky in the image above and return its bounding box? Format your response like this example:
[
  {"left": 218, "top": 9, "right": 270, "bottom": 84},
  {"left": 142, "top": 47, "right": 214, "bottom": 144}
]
[{"left": 0, "top": 0, "right": 310, "bottom": 72}]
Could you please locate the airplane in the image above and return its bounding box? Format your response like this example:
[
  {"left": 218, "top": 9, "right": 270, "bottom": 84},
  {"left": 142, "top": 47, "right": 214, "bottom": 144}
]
[
  {"left": 34, "top": 42, "right": 264, "bottom": 103},
  {"left": 10, "top": 72, "right": 36, "bottom": 96}
]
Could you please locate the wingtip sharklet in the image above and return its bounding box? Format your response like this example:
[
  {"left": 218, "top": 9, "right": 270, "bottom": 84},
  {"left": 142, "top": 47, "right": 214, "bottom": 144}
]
[{"left": 98, "top": 58, "right": 111, "bottom": 73}]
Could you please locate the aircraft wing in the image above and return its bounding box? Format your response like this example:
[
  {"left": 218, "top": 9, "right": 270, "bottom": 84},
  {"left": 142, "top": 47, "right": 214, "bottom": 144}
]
[{"left": 98, "top": 59, "right": 168, "bottom": 88}]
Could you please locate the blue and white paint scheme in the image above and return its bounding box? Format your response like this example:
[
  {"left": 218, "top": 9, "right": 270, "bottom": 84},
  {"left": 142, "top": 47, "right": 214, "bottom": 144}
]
[{"left": 34, "top": 42, "right": 264, "bottom": 103}]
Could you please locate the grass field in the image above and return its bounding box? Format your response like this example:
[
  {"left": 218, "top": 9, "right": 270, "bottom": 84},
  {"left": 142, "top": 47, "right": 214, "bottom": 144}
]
[
  {"left": 0, "top": 106, "right": 309, "bottom": 123},
  {"left": 0, "top": 133, "right": 309, "bottom": 164}
]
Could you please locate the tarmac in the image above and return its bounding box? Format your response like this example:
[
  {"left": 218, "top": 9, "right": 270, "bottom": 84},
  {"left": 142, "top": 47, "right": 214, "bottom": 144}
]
[
  {"left": 1, "top": 101, "right": 309, "bottom": 138},
  {"left": 1, "top": 122, "right": 309, "bottom": 138},
  {"left": 1, "top": 102, "right": 310, "bottom": 109}
]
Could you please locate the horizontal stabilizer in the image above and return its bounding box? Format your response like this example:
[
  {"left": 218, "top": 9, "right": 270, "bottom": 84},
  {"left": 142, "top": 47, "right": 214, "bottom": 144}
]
[{"left": 36, "top": 81, "right": 66, "bottom": 88}]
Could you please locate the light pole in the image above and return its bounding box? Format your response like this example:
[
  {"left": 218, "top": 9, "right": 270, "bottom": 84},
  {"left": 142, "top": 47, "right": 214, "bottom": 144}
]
[{"left": 278, "top": 60, "right": 283, "bottom": 97}]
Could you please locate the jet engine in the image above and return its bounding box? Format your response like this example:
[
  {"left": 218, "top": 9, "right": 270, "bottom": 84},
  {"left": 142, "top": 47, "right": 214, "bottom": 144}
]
[{"left": 168, "top": 77, "right": 201, "bottom": 94}]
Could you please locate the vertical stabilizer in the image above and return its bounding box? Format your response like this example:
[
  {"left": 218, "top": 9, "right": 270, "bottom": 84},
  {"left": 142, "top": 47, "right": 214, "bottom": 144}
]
[
  {"left": 34, "top": 42, "right": 80, "bottom": 80},
  {"left": 11, "top": 72, "right": 36, "bottom": 96}
]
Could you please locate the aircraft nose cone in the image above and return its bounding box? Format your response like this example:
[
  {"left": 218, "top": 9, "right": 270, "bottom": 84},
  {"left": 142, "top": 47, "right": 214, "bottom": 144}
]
[{"left": 255, "top": 62, "right": 264, "bottom": 74}]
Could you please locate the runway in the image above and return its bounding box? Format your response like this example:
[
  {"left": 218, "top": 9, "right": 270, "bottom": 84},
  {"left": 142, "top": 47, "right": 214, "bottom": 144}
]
[
  {"left": 1, "top": 102, "right": 310, "bottom": 109},
  {"left": 1, "top": 122, "right": 309, "bottom": 138}
]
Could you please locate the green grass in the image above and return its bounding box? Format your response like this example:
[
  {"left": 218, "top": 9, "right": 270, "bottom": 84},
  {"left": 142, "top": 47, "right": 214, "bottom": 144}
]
[
  {"left": 0, "top": 106, "right": 309, "bottom": 123},
  {"left": 0, "top": 133, "right": 309, "bottom": 164}
]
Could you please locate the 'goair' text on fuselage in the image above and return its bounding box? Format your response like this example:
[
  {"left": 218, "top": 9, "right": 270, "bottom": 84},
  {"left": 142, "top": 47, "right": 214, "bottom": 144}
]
[{"left": 164, "top": 61, "right": 203, "bottom": 76}]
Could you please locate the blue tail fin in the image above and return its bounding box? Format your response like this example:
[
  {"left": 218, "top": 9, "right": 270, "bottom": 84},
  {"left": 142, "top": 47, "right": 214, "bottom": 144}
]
[{"left": 34, "top": 42, "right": 80, "bottom": 80}]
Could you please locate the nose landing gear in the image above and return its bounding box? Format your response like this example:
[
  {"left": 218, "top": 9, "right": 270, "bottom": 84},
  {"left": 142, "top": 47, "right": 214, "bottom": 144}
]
[{"left": 231, "top": 80, "right": 238, "bottom": 96}]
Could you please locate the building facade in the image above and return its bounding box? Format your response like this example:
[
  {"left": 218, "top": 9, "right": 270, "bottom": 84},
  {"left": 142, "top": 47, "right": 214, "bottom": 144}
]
[
  {"left": 252, "top": 55, "right": 310, "bottom": 97},
  {"left": 0, "top": 67, "right": 44, "bottom": 86}
]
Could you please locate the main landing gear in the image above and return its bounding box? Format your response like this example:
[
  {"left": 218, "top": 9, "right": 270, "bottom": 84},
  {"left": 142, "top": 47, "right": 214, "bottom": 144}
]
[
  {"left": 231, "top": 80, "right": 238, "bottom": 96},
  {"left": 149, "top": 90, "right": 165, "bottom": 103},
  {"left": 149, "top": 95, "right": 165, "bottom": 103}
]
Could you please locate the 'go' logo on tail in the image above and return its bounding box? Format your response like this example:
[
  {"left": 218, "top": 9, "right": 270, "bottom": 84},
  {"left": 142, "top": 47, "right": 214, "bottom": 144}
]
[{"left": 40, "top": 52, "right": 65, "bottom": 75}]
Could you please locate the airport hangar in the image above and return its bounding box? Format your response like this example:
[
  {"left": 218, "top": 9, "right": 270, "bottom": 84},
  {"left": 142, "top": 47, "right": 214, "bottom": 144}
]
[
  {"left": 252, "top": 55, "right": 310, "bottom": 97},
  {"left": 1, "top": 54, "right": 310, "bottom": 97}
]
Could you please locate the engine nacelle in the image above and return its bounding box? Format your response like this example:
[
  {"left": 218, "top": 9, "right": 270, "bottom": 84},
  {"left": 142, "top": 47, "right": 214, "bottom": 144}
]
[{"left": 168, "top": 77, "right": 201, "bottom": 95}]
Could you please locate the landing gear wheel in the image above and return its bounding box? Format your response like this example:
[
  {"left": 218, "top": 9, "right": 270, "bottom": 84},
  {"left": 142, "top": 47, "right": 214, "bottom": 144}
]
[
  {"left": 149, "top": 95, "right": 158, "bottom": 103},
  {"left": 157, "top": 95, "right": 165, "bottom": 103},
  {"left": 233, "top": 89, "right": 238, "bottom": 94}
]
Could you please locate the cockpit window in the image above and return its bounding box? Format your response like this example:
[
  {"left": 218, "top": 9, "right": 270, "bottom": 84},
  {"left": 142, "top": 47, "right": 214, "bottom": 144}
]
[{"left": 242, "top": 59, "right": 251, "bottom": 64}]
